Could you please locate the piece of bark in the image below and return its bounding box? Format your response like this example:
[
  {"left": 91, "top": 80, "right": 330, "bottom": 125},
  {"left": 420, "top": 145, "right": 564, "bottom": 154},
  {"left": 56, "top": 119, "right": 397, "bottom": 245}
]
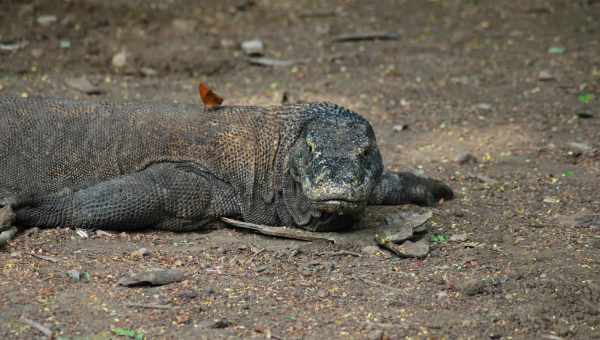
[{"left": 118, "top": 269, "right": 185, "bottom": 287}]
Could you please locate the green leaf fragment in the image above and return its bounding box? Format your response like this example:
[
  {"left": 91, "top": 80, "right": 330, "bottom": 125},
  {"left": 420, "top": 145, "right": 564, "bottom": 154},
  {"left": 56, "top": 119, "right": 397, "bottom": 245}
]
[
  {"left": 578, "top": 93, "right": 594, "bottom": 104},
  {"left": 112, "top": 328, "right": 145, "bottom": 340},
  {"left": 59, "top": 40, "right": 71, "bottom": 49},
  {"left": 81, "top": 272, "right": 91, "bottom": 281},
  {"left": 548, "top": 47, "right": 565, "bottom": 54},
  {"left": 431, "top": 234, "right": 449, "bottom": 244},
  {"left": 562, "top": 170, "right": 574, "bottom": 177}
]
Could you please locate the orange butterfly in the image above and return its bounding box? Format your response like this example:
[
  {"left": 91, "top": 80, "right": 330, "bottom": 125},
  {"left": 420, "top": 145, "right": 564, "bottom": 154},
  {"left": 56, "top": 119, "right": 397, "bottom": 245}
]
[{"left": 198, "top": 82, "right": 223, "bottom": 110}]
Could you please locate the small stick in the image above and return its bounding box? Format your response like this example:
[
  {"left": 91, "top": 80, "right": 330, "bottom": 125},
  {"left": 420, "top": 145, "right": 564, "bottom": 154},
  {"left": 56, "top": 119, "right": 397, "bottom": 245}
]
[
  {"left": 126, "top": 303, "right": 172, "bottom": 310},
  {"left": 19, "top": 315, "right": 53, "bottom": 338},
  {"left": 331, "top": 32, "right": 401, "bottom": 43},
  {"left": 353, "top": 275, "right": 405, "bottom": 294},
  {"left": 324, "top": 250, "right": 362, "bottom": 257},
  {"left": 221, "top": 217, "right": 335, "bottom": 243},
  {"left": 30, "top": 253, "right": 59, "bottom": 263}
]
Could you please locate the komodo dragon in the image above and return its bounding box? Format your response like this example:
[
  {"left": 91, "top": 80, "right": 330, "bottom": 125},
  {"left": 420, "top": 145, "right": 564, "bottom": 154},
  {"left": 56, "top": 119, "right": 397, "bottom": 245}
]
[{"left": 0, "top": 87, "right": 453, "bottom": 246}]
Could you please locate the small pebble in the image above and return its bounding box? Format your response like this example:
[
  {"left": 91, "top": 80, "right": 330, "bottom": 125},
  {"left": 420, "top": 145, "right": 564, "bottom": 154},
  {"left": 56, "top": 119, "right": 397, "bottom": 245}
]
[
  {"left": 220, "top": 39, "right": 236, "bottom": 49},
  {"left": 566, "top": 142, "right": 593, "bottom": 156},
  {"left": 450, "top": 233, "right": 468, "bottom": 242},
  {"left": 241, "top": 39, "right": 264, "bottom": 56},
  {"left": 66, "top": 270, "right": 81, "bottom": 282},
  {"left": 361, "top": 245, "right": 382, "bottom": 256},
  {"left": 436, "top": 291, "right": 448, "bottom": 299},
  {"left": 112, "top": 50, "right": 128, "bottom": 68},
  {"left": 456, "top": 152, "right": 478, "bottom": 165},
  {"left": 140, "top": 67, "right": 158, "bottom": 77},
  {"left": 475, "top": 103, "right": 492, "bottom": 111},
  {"left": 130, "top": 247, "right": 150, "bottom": 258},
  {"left": 255, "top": 265, "right": 269, "bottom": 273},
  {"left": 31, "top": 48, "right": 43, "bottom": 58},
  {"left": 367, "top": 329, "right": 384, "bottom": 340},
  {"left": 392, "top": 124, "right": 408, "bottom": 132},
  {"left": 179, "top": 289, "right": 198, "bottom": 300},
  {"left": 538, "top": 70, "right": 555, "bottom": 81},
  {"left": 37, "top": 14, "right": 57, "bottom": 26}
]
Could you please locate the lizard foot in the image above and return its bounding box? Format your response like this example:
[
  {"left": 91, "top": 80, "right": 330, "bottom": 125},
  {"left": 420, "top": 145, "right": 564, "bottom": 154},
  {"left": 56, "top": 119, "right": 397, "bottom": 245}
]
[
  {"left": 396, "top": 172, "right": 454, "bottom": 207},
  {"left": 0, "top": 206, "right": 17, "bottom": 247}
]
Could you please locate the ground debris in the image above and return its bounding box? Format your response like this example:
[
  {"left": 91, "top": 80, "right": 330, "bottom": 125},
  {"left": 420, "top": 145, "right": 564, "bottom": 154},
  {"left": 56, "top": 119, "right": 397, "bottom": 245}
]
[
  {"left": 19, "top": 315, "right": 52, "bottom": 338},
  {"left": 118, "top": 269, "right": 185, "bottom": 287},
  {"left": 566, "top": 142, "right": 595, "bottom": 156},
  {"left": 450, "top": 233, "right": 468, "bottom": 242},
  {"left": 112, "top": 49, "right": 128, "bottom": 68},
  {"left": 556, "top": 213, "right": 600, "bottom": 229},
  {"left": 538, "top": 70, "right": 555, "bottom": 81},
  {"left": 0, "top": 40, "right": 28, "bottom": 51},
  {"left": 30, "top": 252, "right": 59, "bottom": 263},
  {"left": 380, "top": 210, "right": 432, "bottom": 242},
  {"left": 241, "top": 39, "right": 264, "bottom": 56},
  {"left": 221, "top": 217, "right": 335, "bottom": 242},
  {"left": 331, "top": 32, "right": 401, "bottom": 43},
  {"left": 126, "top": 302, "right": 172, "bottom": 310},
  {"left": 198, "top": 318, "right": 231, "bottom": 329},
  {"left": 130, "top": 247, "right": 151, "bottom": 258},
  {"left": 246, "top": 57, "right": 296, "bottom": 67},
  {"left": 65, "top": 76, "right": 104, "bottom": 95},
  {"left": 375, "top": 237, "right": 430, "bottom": 258},
  {"left": 456, "top": 152, "right": 478, "bottom": 165}
]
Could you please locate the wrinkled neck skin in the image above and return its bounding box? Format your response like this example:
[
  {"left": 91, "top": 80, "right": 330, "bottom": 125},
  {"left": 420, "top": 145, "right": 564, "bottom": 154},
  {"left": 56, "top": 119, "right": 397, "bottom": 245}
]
[{"left": 275, "top": 105, "right": 384, "bottom": 232}]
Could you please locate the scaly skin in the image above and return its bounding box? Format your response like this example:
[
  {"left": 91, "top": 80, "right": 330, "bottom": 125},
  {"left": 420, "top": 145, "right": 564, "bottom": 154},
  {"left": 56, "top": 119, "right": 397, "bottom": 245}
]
[{"left": 0, "top": 96, "right": 453, "bottom": 245}]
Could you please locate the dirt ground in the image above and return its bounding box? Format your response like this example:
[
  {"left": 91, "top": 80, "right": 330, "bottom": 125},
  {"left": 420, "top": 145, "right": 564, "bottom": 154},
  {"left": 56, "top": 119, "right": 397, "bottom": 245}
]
[{"left": 1, "top": 0, "right": 600, "bottom": 339}]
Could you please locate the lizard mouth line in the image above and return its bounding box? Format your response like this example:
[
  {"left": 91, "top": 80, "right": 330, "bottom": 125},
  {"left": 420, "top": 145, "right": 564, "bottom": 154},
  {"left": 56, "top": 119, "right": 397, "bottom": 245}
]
[{"left": 312, "top": 199, "right": 364, "bottom": 214}]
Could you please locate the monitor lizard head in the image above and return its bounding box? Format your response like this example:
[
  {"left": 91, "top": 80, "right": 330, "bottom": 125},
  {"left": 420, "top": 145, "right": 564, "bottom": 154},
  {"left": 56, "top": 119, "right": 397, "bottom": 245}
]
[{"left": 284, "top": 104, "right": 384, "bottom": 231}]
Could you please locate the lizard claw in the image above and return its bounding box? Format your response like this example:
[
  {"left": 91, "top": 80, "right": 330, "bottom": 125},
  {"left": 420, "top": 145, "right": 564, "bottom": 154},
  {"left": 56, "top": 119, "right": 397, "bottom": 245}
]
[
  {"left": 0, "top": 226, "right": 17, "bottom": 247},
  {"left": 0, "top": 206, "right": 17, "bottom": 247}
]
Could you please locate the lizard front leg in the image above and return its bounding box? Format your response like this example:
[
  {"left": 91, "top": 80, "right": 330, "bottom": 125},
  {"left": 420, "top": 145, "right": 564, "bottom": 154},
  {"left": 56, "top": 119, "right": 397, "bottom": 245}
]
[
  {"left": 368, "top": 171, "right": 454, "bottom": 207},
  {"left": 13, "top": 163, "right": 239, "bottom": 231}
]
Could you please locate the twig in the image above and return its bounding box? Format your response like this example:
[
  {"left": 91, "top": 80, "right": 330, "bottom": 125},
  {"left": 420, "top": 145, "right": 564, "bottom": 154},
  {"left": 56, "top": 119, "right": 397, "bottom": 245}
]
[
  {"left": 126, "top": 303, "right": 172, "bottom": 310},
  {"left": 353, "top": 275, "right": 405, "bottom": 294},
  {"left": 221, "top": 217, "right": 335, "bottom": 243},
  {"left": 299, "top": 10, "right": 337, "bottom": 18},
  {"left": 19, "top": 315, "right": 53, "bottom": 338},
  {"left": 323, "top": 250, "right": 362, "bottom": 257},
  {"left": 331, "top": 32, "right": 401, "bottom": 43},
  {"left": 30, "top": 253, "right": 59, "bottom": 263},
  {"left": 246, "top": 57, "right": 297, "bottom": 67}
]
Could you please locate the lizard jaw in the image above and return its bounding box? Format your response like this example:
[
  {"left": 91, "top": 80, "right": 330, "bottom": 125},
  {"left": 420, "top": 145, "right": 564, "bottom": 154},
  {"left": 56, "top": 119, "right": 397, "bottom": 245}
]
[{"left": 313, "top": 199, "right": 365, "bottom": 215}]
